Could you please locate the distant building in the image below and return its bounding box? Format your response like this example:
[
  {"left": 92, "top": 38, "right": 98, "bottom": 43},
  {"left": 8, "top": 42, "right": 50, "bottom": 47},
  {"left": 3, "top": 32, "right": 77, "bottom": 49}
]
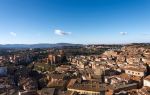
[
  {"left": 128, "top": 86, "right": 150, "bottom": 95},
  {"left": 18, "top": 77, "right": 38, "bottom": 91},
  {"left": 48, "top": 54, "right": 57, "bottom": 64},
  {"left": 106, "top": 83, "right": 138, "bottom": 95},
  {"left": 67, "top": 79, "right": 106, "bottom": 95},
  {"left": 47, "top": 73, "right": 67, "bottom": 90},
  {"left": 144, "top": 75, "right": 150, "bottom": 87},
  {"left": 39, "top": 88, "right": 56, "bottom": 95},
  {"left": 18, "top": 90, "right": 38, "bottom": 95},
  {"left": 47, "top": 50, "right": 67, "bottom": 64},
  {"left": 124, "top": 64, "right": 147, "bottom": 77}
]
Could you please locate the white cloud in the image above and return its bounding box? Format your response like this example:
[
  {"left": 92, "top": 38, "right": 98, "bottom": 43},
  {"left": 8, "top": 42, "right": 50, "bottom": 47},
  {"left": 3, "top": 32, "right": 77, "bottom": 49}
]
[
  {"left": 54, "top": 29, "right": 71, "bottom": 36},
  {"left": 10, "top": 32, "right": 17, "bottom": 36},
  {"left": 120, "top": 32, "right": 127, "bottom": 35}
]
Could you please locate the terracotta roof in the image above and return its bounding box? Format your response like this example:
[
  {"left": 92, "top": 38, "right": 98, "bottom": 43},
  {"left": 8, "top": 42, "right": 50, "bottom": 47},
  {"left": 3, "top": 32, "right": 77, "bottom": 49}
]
[
  {"left": 112, "top": 73, "right": 142, "bottom": 82},
  {"left": 124, "top": 67, "right": 146, "bottom": 72},
  {"left": 68, "top": 81, "right": 107, "bottom": 92},
  {"left": 113, "top": 73, "right": 131, "bottom": 81}
]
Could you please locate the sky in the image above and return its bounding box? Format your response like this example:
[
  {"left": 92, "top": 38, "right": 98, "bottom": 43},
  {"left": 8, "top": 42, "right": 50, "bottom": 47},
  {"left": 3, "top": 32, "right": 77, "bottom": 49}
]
[{"left": 0, "top": 0, "right": 150, "bottom": 44}]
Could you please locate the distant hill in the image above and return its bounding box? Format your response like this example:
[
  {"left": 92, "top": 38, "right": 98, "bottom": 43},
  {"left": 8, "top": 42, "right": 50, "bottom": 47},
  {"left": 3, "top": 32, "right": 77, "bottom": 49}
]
[{"left": 0, "top": 43, "right": 83, "bottom": 48}]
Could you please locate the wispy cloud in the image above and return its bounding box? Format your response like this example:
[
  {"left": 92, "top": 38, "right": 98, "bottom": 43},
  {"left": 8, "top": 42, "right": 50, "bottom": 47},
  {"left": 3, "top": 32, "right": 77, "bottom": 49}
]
[
  {"left": 120, "top": 32, "right": 127, "bottom": 35},
  {"left": 54, "top": 29, "right": 71, "bottom": 36},
  {"left": 10, "top": 32, "right": 17, "bottom": 37}
]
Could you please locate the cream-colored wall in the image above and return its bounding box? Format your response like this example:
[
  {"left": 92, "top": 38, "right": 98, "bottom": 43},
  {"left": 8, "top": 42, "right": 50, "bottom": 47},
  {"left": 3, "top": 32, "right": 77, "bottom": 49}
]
[
  {"left": 144, "top": 80, "right": 150, "bottom": 87},
  {"left": 68, "top": 88, "right": 101, "bottom": 95},
  {"left": 125, "top": 70, "right": 145, "bottom": 77}
]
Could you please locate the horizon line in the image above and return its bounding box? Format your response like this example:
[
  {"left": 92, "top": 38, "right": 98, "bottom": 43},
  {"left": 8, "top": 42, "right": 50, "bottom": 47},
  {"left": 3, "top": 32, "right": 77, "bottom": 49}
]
[{"left": 0, "top": 42, "right": 150, "bottom": 45}]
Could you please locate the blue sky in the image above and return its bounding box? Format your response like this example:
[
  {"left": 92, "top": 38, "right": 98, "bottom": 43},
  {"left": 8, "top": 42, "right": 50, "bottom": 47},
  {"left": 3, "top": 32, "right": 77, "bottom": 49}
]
[{"left": 0, "top": 0, "right": 150, "bottom": 44}]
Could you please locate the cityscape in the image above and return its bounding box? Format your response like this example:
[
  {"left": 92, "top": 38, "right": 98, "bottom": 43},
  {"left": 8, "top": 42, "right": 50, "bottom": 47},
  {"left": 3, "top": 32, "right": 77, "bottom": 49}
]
[
  {"left": 0, "top": 44, "right": 150, "bottom": 95},
  {"left": 0, "top": 0, "right": 150, "bottom": 95}
]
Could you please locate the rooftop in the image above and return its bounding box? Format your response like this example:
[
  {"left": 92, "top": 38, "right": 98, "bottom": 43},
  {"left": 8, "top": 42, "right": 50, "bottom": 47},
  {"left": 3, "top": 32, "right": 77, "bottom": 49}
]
[
  {"left": 144, "top": 75, "right": 150, "bottom": 81},
  {"left": 124, "top": 67, "right": 147, "bottom": 72},
  {"left": 68, "top": 81, "right": 107, "bottom": 92}
]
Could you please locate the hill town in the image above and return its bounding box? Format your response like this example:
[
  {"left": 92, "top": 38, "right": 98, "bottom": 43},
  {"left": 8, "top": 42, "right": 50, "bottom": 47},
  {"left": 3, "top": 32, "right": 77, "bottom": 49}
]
[{"left": 0, "top": 43, "right": 150, "bottom": 95}]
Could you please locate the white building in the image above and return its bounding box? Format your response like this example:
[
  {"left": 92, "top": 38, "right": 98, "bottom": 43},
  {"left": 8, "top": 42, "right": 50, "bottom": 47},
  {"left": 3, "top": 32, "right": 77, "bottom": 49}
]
[
  {"left": 124, "top": 65, "right": 147, "bottom": 77},
  {"left": 125, "top": 68, "right": 146, "bottom": 77},
  {"left": 144, "top": 75, "right": 150, "bottom": 87}
]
